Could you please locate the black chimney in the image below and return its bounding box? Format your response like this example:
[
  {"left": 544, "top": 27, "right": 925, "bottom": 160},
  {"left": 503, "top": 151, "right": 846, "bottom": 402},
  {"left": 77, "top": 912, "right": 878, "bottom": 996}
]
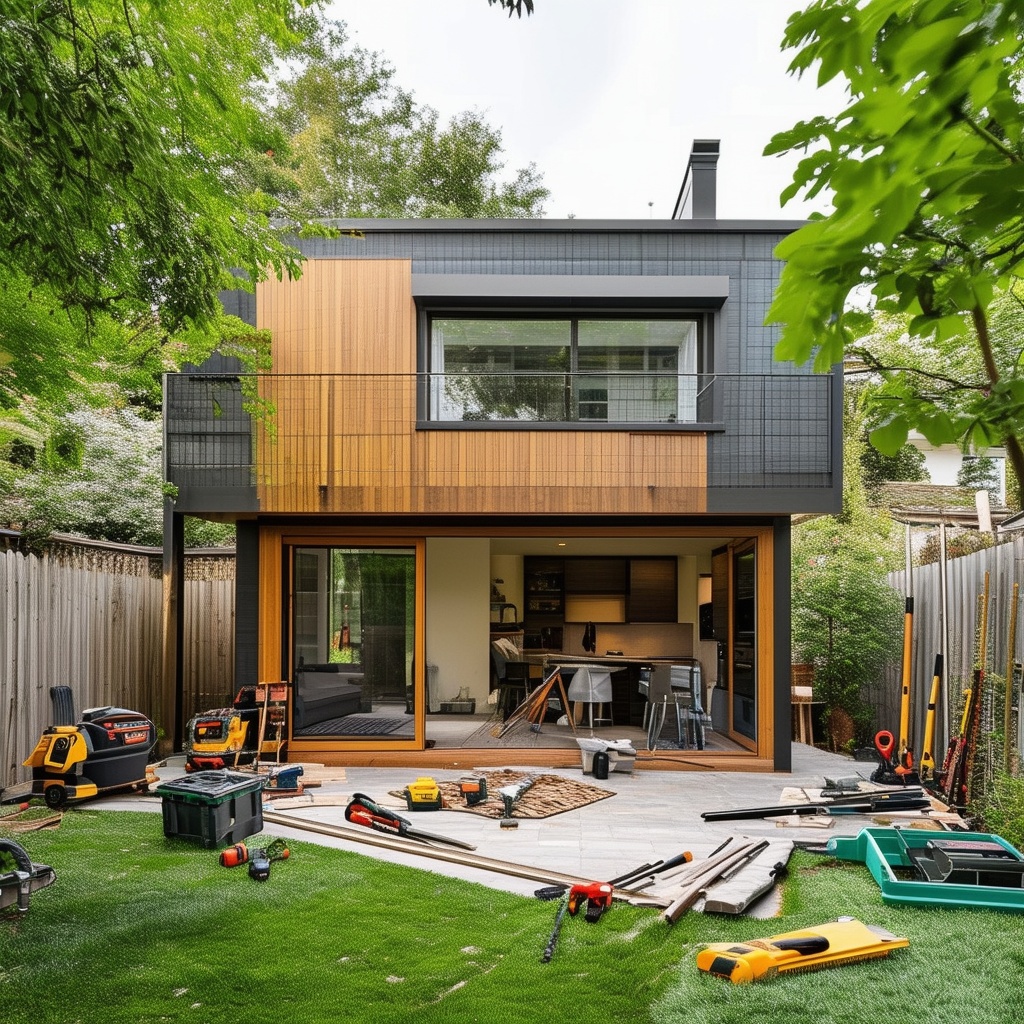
[{"left": 672, "top": 139, "right": 720, "bottom": 220}]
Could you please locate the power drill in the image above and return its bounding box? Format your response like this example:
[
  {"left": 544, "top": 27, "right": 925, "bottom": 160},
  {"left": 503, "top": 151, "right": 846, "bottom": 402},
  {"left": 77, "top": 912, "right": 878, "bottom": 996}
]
[{"left": 219, "top": 838, "right": 290, "bottom": 880}]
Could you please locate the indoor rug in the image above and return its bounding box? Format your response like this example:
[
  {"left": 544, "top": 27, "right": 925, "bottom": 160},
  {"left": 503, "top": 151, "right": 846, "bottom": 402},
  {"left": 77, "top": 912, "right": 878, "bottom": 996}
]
[
  {"left": 297, "top": 715, "right": 414, "bottom": 737},
  {"left": 391, "top": 770, "right": 615, "bottom": 820}
]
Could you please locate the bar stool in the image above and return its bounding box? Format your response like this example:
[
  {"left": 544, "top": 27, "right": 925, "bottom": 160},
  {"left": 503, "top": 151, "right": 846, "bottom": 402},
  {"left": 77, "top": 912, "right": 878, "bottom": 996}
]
[
  {"left": 497, "top": 661, "right": 532, "bottom": 720},
  {"left": 791, "top": 685, "right": 819, "bottom": 745}
]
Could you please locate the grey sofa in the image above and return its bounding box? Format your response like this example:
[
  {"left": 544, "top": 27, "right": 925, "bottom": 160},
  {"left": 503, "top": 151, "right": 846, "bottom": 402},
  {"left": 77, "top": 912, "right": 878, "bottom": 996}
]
[{"left": 293, "top": 665, "right": 364, "bottom": 729}]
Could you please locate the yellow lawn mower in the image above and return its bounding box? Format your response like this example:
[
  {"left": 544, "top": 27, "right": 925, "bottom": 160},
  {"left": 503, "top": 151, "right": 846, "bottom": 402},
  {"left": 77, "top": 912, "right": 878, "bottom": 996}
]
[{"left": 23, "top": 686, "right": 156, "bottom": 809}]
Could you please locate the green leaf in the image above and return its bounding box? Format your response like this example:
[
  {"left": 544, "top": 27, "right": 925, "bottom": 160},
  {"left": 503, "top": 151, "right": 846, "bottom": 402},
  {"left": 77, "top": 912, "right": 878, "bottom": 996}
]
[{"left": 869, "top": 417, "right": 909, "bottom": 456}]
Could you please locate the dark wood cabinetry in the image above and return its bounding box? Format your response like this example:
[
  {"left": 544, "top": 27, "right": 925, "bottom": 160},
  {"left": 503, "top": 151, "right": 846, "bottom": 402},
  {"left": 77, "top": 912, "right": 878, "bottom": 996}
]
[
  {"left": 524, "top": 556, "right": 678, "bottom": 642},
  {"left": 563, "top": 557, "right": 628, "bottom": 594},
  {"left": 627, "top": 558, "right": 677, "bottom": 622},
  {"left": 523, "top": 558, "right": 565, "bottom": 649}
]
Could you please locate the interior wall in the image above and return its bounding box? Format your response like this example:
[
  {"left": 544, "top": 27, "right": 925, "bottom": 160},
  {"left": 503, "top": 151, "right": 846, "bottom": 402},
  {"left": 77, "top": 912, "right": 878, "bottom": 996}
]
[
  {"left": 425, "top": 537, "right": 491, "bottom": 707},
  {"left": 489, "top": 553, "right": 523, "bottom": 626}
]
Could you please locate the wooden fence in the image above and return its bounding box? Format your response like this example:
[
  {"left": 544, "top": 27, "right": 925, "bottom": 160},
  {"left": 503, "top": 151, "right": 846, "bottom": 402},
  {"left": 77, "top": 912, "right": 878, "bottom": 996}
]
[
  {"left": 1, "top": 537, "right": 235, "bottom": 791},
  {"left": 882, "top": 532, "right": 1024, "bottom": 761}
]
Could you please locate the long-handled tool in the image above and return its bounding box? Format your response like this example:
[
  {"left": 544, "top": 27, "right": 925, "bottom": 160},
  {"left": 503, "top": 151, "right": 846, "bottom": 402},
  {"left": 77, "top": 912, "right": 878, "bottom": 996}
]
[
  {"left": 918, "top": 654, "right": 943, "bottom": 782},
  {"left": 534, "top": 850, "right": 695, "bottom": 903},
  {"left": 871, "top": 598, "right": 920, "bottom": 785},
  {"left": 541, "top": 894, "right": 570, "bottom": 963},
  {"left": 344, "top": 794, "right": 476, "bottom": 851},
  {"left": 700, "top": 787, "right": 931, "bottom": 822},
  {"left": 540, "top": 881, "right": 614, "bottom": 962}
]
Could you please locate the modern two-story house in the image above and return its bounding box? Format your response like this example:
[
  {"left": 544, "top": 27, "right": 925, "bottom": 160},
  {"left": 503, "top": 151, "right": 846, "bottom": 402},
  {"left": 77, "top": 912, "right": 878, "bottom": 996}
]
[{"left": 163, "top": 141, "right": 841, "bottom": 772}]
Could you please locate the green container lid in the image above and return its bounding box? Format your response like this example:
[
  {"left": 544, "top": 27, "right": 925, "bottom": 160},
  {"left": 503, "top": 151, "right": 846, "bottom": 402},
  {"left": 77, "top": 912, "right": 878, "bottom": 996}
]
[{"left": 155, "top": 769, "right": 264, "bottom": 805}]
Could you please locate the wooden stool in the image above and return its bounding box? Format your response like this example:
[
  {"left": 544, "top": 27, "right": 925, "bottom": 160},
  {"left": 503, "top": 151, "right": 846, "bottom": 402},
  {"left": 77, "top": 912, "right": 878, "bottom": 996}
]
[{"left": 791, "top": 685, "right": 817, "bottom": 745}]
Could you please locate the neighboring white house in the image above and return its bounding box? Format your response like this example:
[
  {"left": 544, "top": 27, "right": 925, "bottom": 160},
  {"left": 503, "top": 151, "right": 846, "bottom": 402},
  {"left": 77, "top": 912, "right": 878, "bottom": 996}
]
[{"left": 905, "top": 433, "right": 1006, "bottom": 503}]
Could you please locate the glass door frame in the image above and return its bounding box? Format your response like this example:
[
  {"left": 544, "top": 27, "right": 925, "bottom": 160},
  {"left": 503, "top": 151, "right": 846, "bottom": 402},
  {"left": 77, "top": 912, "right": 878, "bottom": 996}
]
[{"left": 257, "top": 528, "right": 426, "bottom": 754}]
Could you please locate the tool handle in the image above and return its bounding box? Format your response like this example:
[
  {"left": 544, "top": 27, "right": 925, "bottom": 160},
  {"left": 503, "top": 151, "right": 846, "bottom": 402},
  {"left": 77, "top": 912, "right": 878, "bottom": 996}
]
[
  {"left": 541, "top": 899, "right": 569, "bottom": 963},
  {"left": 875, "top": 730, "right": 896, "bottom": 763},
  {"left": 350, "top": 793, "right": 409, "bottom": 825}
]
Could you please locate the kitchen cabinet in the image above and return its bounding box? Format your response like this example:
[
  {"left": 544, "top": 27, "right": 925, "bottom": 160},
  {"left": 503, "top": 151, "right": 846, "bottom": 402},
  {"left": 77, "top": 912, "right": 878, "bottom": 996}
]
[
  {"left": 627, "top": 558, "right": 677, "bottom": 622},
  {"left": 711, "top": 546, "right": 729, "bottom": 641},
  {"left": 564, "top": 557, "right": 628, "bottom": 594},
  {"left": 523, "top": 558, "right": 565, "bottom": 649}
]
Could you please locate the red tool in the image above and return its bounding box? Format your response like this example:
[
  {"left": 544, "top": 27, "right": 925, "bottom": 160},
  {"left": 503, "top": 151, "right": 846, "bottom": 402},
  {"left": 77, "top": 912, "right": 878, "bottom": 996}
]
[
  {"left": 568, "top": 882, "right": 613, "bottom": 922},
  {"left": 540, "top": 881, "right": 615, "bottom": 963},
  {"left": 344, "top": 794, "right": 476, "bottom": 851}
]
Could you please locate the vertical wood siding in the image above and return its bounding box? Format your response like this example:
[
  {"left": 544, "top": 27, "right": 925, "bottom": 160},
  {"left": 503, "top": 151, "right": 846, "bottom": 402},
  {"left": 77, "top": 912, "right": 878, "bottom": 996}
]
[
  {"left": 254, "top": 260, "right": 709, "bottom": 515},
  {"left": 0, "top": 547, "right": 234, "bottom": 790}
]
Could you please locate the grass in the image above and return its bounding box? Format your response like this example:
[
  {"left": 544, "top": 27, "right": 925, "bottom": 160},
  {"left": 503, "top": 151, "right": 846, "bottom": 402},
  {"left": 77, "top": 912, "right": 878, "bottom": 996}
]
[{"left": 2, "top": 809, "right": 1023, "bottom": 1024}]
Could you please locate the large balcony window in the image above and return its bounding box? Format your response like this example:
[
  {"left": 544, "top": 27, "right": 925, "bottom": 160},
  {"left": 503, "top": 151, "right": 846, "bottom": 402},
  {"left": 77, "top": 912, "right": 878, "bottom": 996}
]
[{"left": 429, "top": 316, "right": 699, "bottom": 423}]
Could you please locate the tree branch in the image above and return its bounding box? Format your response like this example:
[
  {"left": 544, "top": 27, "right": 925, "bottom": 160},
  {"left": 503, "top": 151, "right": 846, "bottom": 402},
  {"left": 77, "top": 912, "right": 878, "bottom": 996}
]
[
  {"left": 951, "top": 105, "right": 1023, "bottom": 165},
  {"left": 847, "top": 348, "right": 984, "bottom": 391}
]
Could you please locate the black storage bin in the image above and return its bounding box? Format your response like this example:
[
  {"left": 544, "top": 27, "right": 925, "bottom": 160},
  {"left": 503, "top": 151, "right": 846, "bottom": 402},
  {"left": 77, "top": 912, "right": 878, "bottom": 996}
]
[{"left": 155, "top": 770, "right": 264, "bottom": 849}]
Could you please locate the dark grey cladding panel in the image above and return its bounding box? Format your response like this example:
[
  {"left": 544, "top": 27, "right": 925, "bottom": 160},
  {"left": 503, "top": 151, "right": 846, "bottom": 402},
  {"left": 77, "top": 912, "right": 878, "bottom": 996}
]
[
  {"left": 290, "top": 225, "right": 790, "bottom": 273},
  {"left": 164, "top": 373, "right": 257, "bottom": 514},
  {"left": 702, "top": 373, "right": 837, "bottom": 505},
  {"left": 218, "top": 288, "right": 256, "bottom": 327},
  {"left": 235, "top": 521, "right": 260, "bottom": 686},
  {"left": 707, "top": 488, "right": 841, "bottom": 514}
]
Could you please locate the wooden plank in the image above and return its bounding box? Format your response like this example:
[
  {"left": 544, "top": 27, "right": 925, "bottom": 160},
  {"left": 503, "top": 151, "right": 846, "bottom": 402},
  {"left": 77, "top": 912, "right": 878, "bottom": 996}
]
[{"left": 262, "top": 810, "right": 664, "bottom": 905}]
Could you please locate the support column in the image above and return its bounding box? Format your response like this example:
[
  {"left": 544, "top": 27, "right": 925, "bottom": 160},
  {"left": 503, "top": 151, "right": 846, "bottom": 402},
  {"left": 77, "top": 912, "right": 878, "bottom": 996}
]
[{"left": 773, "top": 517, "right": 793, "bottom": 772}]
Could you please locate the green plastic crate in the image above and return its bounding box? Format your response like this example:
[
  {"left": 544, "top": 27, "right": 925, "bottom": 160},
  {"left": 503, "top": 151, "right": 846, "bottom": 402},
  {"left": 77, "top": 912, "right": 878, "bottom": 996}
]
[
  {"left": 156, "top": 770, "right": 265, "bottom": 849},
  {"left": 827, "top": 826, "right": 1024, "bottom": 914}
]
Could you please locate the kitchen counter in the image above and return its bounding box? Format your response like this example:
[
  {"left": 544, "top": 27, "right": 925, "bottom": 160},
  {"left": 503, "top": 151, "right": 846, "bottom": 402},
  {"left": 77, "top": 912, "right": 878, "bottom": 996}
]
[
  {"left": 524, "top": 652, "right": 700, "bottom": 727},
  {"left": 525, "top": 652, "right": 695, "bottom": 666}
]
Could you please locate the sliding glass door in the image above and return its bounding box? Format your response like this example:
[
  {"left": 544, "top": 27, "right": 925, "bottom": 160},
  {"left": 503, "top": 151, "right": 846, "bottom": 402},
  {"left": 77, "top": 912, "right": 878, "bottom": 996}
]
[{"left": 291, "top": 545, "right": 417, "bottom": 740}]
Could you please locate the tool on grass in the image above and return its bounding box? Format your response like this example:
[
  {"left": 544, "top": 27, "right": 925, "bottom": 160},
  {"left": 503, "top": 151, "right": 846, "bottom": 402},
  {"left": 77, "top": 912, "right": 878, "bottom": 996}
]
[
  {"left": 541, "top": 895, "right": 570, "bottom": 963},
  {"left": 568, "top": 882, "right": 613, "bottom": 922},
  {"left": 345, "top": 794, "right": 476, "bottom": 850},
  {"left": 22, "top": 685, "right": 156, "bottom": 809},
  {"left": 403, "top": 777, "right": 443, "bottom": 811},
  {"left": 220, "top": 837, "right": 290, "bottom": 878},
  {"left": 540, "top": 882, "right": 613, "bottom": 963},
  {"left": 696, "top": 918, "right": 908, "bottom": 983},
  {"left": 0, "top": 838, "right": 56, "bottom": 913}
]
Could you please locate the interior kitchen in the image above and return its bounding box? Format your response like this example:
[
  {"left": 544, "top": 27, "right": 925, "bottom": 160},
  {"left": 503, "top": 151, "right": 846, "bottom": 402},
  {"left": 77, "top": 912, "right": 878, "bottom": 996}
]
[{"left": 422, "top": 535, "right": 743, "bottom": 754}]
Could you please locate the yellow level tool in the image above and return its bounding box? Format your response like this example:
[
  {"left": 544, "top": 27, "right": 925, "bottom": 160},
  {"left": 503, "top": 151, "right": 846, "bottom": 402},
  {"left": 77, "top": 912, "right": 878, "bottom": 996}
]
[{"left": 696, "top": 917, "right": 909, "bottom": 983}]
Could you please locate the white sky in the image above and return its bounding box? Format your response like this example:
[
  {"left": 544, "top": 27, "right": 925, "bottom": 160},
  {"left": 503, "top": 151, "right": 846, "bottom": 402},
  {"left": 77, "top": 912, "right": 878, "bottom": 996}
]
[{"left": 324, "top": 0, "right": 846, "bottom": 220}]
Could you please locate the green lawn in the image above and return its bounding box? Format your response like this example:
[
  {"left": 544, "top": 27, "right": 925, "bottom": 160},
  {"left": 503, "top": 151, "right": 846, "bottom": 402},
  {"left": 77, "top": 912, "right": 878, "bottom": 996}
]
[{"left": 2, "top": 809, "right": 1022, "bottom": 1024}]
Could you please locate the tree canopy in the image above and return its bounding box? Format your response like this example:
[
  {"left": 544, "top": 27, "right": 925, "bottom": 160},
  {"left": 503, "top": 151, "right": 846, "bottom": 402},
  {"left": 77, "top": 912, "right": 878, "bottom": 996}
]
[
  {"left": 766, "top": 0, "right": 1024, "bottom": 493},
  {"left": 267, "top": 19, "right": 547, "bottom": 220},
  {"left": 0, "top": 0, "right": 312, "bottom": 330}
]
